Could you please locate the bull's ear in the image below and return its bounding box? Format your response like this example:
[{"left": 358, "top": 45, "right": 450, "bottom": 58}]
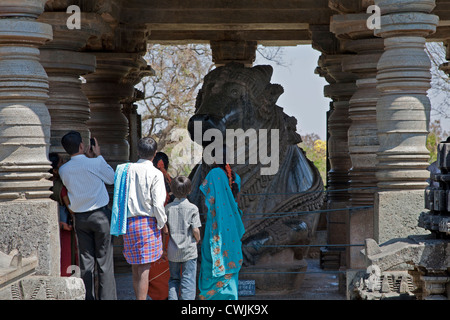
[
  {"left": 194, "top": 88, "right": 203, "bottom": 112},
  {"left": 261, "top": 83, "right": 284, "bottom": 107},
  {"left": 267, "top": 84, "right": 284, "bottom": 104},
  {"left": 252, "top": 65, "right": 273, "bottom": 83},
  {"left": 257, "top": 83, "right": 284, "bottom": 119}
]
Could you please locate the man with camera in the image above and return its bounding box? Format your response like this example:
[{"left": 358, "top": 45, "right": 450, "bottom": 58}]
[{"left": 59, "top": 131, "right": 117, "bottom": 300}]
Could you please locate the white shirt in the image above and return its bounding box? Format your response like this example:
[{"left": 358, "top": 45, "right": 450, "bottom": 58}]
[
  {"left": 59, "top": 154, "right": 114, "bottom": 213},
  {"left": 127, "top": 159, "right": 167, "bottom": 230}
]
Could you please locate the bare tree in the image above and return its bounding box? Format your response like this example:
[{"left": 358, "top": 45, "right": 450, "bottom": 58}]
[
  {"left": 136, "top": 44, "right": 287, "bottom": 175},
  {"left": 136, "top": 44, "right": 214, "bottom": 152},
  {"left": 426, "top": 42, "right": 450, "bottom": 120}
]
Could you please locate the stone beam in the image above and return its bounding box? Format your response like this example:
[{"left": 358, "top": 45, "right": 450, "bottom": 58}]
[
  {"left": 147, "top": 30, "right": 312, "bottom": 46},
  {"left": 128, "top": 0, "right": 330, "bottom": 9},
  {"left": 122, "top": 0, "right": 333, "bottom": 27}
]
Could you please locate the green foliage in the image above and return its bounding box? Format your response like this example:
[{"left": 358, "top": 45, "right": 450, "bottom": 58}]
[
  {"left": 299, "top": 133, "right": 327, "bottom": 186},
  {"left": 427, "top": 119, "right": 449, "bottom": 164}
]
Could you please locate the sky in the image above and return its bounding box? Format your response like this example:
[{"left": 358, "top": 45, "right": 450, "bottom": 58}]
[
  {"left": 256, "top": 44, "right": 450, "bottom": 141},
  {"left": 254, "top": 45, "right": 330, "bottom": 140},
  {"left": 138, "top": 43, "right": 449, "bottom": 142}
]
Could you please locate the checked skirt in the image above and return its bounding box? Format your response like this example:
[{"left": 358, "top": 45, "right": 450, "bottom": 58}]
[{"left": 123, "top": 216, "right": 162, "bottom": 264}]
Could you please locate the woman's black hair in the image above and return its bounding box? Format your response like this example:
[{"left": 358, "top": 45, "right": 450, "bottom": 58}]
[
  {"left": 153, "top": 152, "right": 169, "bottom": 169},
  {"left": 213, "top": 145, "right": 239, "bottom": 199}
]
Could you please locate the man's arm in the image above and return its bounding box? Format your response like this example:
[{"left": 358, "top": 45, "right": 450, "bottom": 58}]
[
  {"left": 151, "top": 171, "right": 167, "bottom": 230},
  {"left": 88, "top": 138, "right": 114, "bottom": 185},
  {"left": 95, "top": 156, "right": 115, "bottom": 185}
]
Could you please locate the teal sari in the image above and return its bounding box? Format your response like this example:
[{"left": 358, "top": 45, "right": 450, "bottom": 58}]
[{"left": 198, "top": 167, "right": 245, "bottom": 300}]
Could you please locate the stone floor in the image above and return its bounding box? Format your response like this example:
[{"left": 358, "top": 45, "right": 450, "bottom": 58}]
[{"left": 115, "top": 258, "right": 346, "bottom": 300}]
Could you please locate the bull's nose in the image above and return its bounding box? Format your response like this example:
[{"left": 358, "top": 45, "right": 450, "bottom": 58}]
[
  {"left": 187, "top": 114, "right": 226, "bottom": 146},
  {"left": 187, "top": 114, "right": 206, "bottom": 142}
]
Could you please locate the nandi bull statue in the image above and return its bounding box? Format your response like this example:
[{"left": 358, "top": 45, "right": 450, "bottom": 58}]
[{"left": 187, "top": 62, "right": 325, "bottom": 293}]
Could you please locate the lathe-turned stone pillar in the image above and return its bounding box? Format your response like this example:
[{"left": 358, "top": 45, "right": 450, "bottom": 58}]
[
  {"left": 38, "top": 12, "right": 100, "bottom": 154},
  {"left": 0, "top": 0, "right": 59, "bottom": 276},
  {"left": 316, "top": 53, "right": 357, "bottom": 269},
  {"left": 122, "top": 87, "right": 148, "bottom": 163},
  {"left": 0, "top": 2, "right": 53, "bottom": 201},
  {"left": 373, "top": 0, "right": 439, "bottom": 243},
  {"left": 82, "top": 53, "right": 145, "bottom": 169},
  {"left": 331, "top": 13, "right": 384, "bottom": 268}
]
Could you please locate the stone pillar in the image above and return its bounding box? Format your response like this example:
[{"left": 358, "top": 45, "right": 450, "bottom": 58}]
[
  {"left": 38, "top": 12, "right": 99, "bottom": 154},
  {"left": 210, "top": 40, "right": 257, "bottom": 67},
  {"left": 82, "top": 53, "right": 144, "bottom": 169},
  {"left": 374, "top": 0, "right": 439, "bottom": 243},
  {"left": 0, "top": 0, "right": 59, "bottom": 276},
  {"left": 331, "top": 13, "right": 384, "bottom": 268},
  {"left": 316, "top": 53, "right": 357, "bottom": 268},
  {"left": 122, "top": 89, "right": 146, "bottom": 163}
]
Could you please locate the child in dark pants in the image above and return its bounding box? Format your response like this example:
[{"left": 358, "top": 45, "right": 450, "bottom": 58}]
[{"left": 165, "top": 176, "right": 201, "bottom": 300}]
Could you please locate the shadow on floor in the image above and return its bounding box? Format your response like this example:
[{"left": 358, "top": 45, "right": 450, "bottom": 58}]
[{"left": 115, "top": 258, "right": 346, "bottom": 300}]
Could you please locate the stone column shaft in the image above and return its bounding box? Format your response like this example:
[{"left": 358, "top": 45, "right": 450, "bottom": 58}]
[
  {"left": 331, "top": 12, "right": 384, "bottom": 268},
  {"left": 82, "top": 53, "right": 147, "bottom": 169},
  {"left": 372, "top": 0, "right": 439, "bottom": 245},
  {"left": 40, "top": 50, "right": 96, "bottom": 152},
  {"left": 38, "top": 12, "right": 100, "bottom": 154},
  {"left": 0, "top": 3, "right": 53, "bottom": 200},
  {"left": 0, "top": 0, "right": 61, "bottom": 277},
  {"left": 374, "top": 0, "right": 439, "bottom": 190},
  {"left": 318, "top": 54, "right": 357, "bottom": 261}
]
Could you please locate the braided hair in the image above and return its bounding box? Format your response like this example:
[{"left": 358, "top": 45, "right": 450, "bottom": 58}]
[{"left": 213, "top": 146, "right": 239, "bottom": 200}]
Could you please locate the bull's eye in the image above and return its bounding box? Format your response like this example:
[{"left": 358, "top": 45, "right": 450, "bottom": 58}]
[{"left": 230, "top": 88, "right": 239, "bottom": 97}]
